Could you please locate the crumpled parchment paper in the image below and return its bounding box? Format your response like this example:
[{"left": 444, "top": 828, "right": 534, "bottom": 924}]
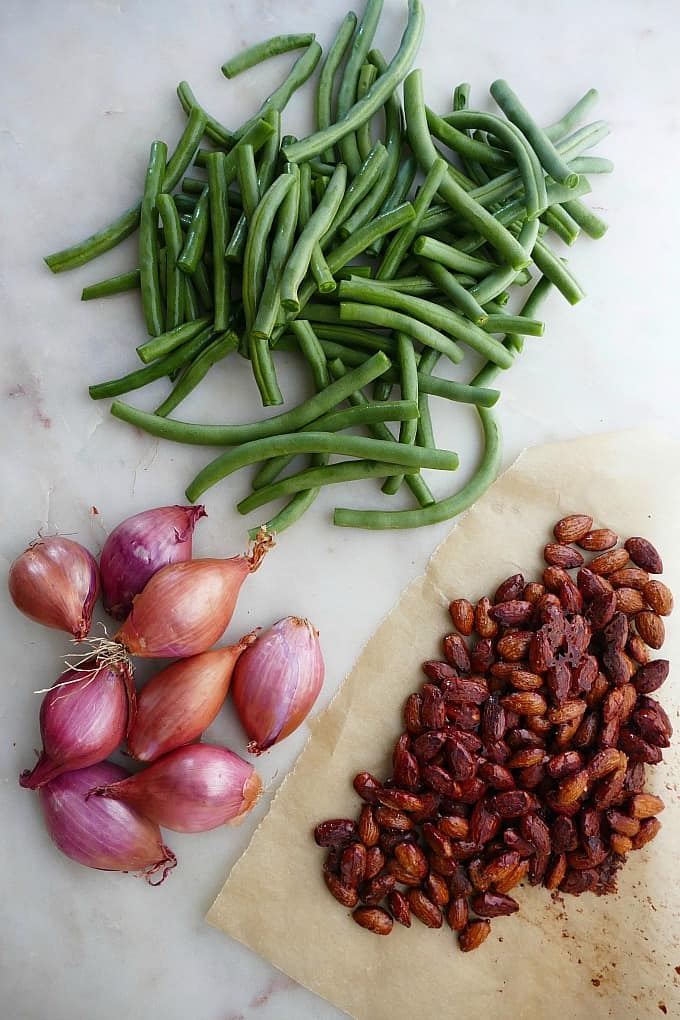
[{"left": 207, "top": 430, "right": 680, "bottom": 1019}]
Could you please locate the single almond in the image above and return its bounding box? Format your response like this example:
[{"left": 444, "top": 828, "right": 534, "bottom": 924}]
[
  {"left": 624, "top": 537, "right": 663, "bottom": 573},
  {"left": 615, "top": 587, "right": 646, "bottom": 614},
  {"left": 449, "top": 597, "right": 474, "bottom": 635},
  {"left": 577, "top": 528, "right": 618, "bottom": 551},
  {"left": 554, "top": 514, "right": 593, "bottom": 543},
  {"left": 643, "top": 580, "right": 674, "bottom": 616},
  {"left": 458, "top": 919, "right": 491, "bottom": 952},
  {"left": 609, "top": 566, "right": 650, "bottom": 590},
  {"left": 635, "top": 610, "right": 665, "bottom": 649},
  {"left": 352, "top": 906, "right": 393, "bottom": 935},
  {"left": 628, "top": 793, "right": 665, "bottom": 819},
  {"left": 589, "top": 548, "right": 630, "bottom": 575},
  {"left": 544, "top": 543, "right": 584, "bottom": 569}
]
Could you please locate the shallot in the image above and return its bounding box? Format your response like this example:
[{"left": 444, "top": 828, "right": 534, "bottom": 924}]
[
  {"left": 93, "top": 744, "right": 261, "bottom": 833},
  {"left": 115, "top": 530, "right": 273, "bottom": 658},
  {"left": 127, "top": 635, "right": 257, "bottom": 762},
  {"left": 19, "top": 657, "right": 135, "bottom": 789},
  {"left": 37, "top": 761, "right": 176, "bottom": 882},
  {"left": 100, "top": 504, "right": 206, "bottom": 619},
  {"left": 231, "top": 616, "right": 324, "bottom": 753},
  {"left": 8, "top": 536, "right": 99, "bottom": 640}
]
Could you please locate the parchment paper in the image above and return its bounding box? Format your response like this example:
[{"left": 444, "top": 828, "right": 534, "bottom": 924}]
[{"left": 207, "top": 430, "right": 680, "bottom": 1019}]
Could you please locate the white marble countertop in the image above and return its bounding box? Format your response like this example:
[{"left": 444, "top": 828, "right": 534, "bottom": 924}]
[{"left": 1, "top": 1, "right": 679, "bottom": 1018}]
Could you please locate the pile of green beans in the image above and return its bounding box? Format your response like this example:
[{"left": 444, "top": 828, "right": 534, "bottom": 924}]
[{"left": 44, "top": 0, "right": 612, "bottom": 534}]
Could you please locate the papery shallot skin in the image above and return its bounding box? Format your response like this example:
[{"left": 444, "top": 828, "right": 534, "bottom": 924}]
[
  {"left": 8, "top": 536, "right": 99, "bottom": 639},
  {"left": 19, "top": 658, "right": 135, "bottom": 789},
  {"left": 100, "top": 504, "right": 206, "bottom": 619},
  {"left": 94, "top": 744, "right": 262, "bottom": 833},
  {"left": 231, "top": 617, "right": 324, "bottom": 753},
  {"left": 37, "top": 761, "right": 176, "bottom": 882}
]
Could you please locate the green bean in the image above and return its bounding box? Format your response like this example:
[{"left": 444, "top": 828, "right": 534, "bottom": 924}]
[
  {"left": 139, "top": 141, "right": 168, "bottom": 337},
  {"left": 323, "top": 143, "right": 388, "bottom": 249},
  {"left": 224, "top": 214, "right": 247, "bottom": 264},
  {"left": 483, "top": 314, "right": 544, "bottom": 337},
  {"left": 192, "top": 260, "right": 213, "bottom": 311},
  {"left": 339, "top": 49, "right": 404, "bottom": 241},
  {"left": 531, "top": 239, "right": 585, "bottom": 303},
  {"left": 562, "top": 198, "right": 608, "bottom": 239},
  {"left": 425, "top": 109, "right": 509, "bottom": 169},
  {"left": 280, "top": 164, "right": 347, "bottom": 314},
  {"left": 157, "top": 194, "right": 185, "bottom": 330},
  {"left": 544, "top": 88, "right": 599, "bottom": 142},
  {"left": 338, "top": 280, "right": 512, "bottom": 367},
  {"left": 184, "top": 276, "right": 201, "bottom": 320},
  {"left": 404, "top": 71, "right": 529, "bottom": 270},
  {"left": 247, "top": 490, "right": 317, "bottom": 538},
  {"left": 187, "top": 429, "right": 459, "bottom": 502},
  {"left": 45, "top": 108, "right": 207, "bottom": 274},
  {"left": 415, "top": 347, "right": 439, "bottom": 450},
  {"left": 335, "top": 0, "right": 384, "bottom": 176},
  {"left": 205, "top": 153, "right": 231, "bottom": 330},
  {"left": 311, "top": 322, "right": 399, "bottom": 356},
  {"left": 182, "top": 176, "right": 209, "bottom": 196},
  {"left": 277, "top": 334, "right": 375, "bottom": 366},
  {"left": 92, "top": 325, "right": 214, "bottom": 400},
  {"left": 373, "top": 378, "right": 393, "bottom": 401},
  {"left": 541, "top": 205, "right": 580, "bottom": 246},
  {"left": 177, "top": 186, "right": 210, "bottom": 274},
  {"left": 365, "top": 152, "right": 417, "bottom": 256},
  {"left": 252, "top": 165, "right": 300, "bottom": 341},
  {"left": 177, "top": 82, "right": 233, "bottom": 149},
  {"left": 244, "top": 172, "right": 295, "bottom": 335},
  {"left": 81, "top": 270, "right": 140, "bottom": 301},
  {"left": 194, "top": 117, "right": 274, "bottom": 172},
  {"left": 382, "top": 332, "right": 418, "bottom": 494},
  {"left": 158, "top": 247, "right": 167, "bottom": 304},
  {"left": 357, "top": 273, "right": 437, "bottom": 296},
  {"left": 568, "top": 156, "right": 613, "bottom": 175},
  {"left": 356, "top": 63, "right": 379, "bottom": 162},
  {"left": 480, "top": 275, "right": 554, "bottom": 370},
  {"left": 285, "top": 0, "right": 425, "bottom": 164},
  {"left": 333, "top": 406, "right": 500, "bottom": 529},
  {"left": 490, "top": 79, "right": 578, "bottom": 188},
  {"left": 236, "top": 145, "right": 260, "bottom": 217},
  {"left": 242, "top": 458, "right": 418, "bottom": 516},
  {"left": 234, "top": 41, "right": 323, "bottom": 142},
  {"left": 298, "top": 161, "right": 313, "bottom": 227},
  {"left": 453, "top": 83, "right": 470, "bottom": 113},
  {"left": 416, "top": 257, "right": 488, "bottom": 325},
  {"left": 329, "top": 358, "right": 433, "bottom": 507},
  {"left": 173, "top": 193, "right": 198, "bottom": 214},
  {"left": 470, "top": 219, "right": 539, "bottom": 304},
  {"left": 111, "top": 350, "right": 392, "bottom": 445},
  {"left": 257, "top": 110, "right": 282, "bottom": 193},
  {"left": 410, "top": 373, "right": 499, "bottom": 408},
  {"left": 310, "top": 245, "right": 337, "bottom": 294},
  {"left": 155, "top": 331, "right": 239, "bottom": 417},
  {"left": 324, "top": 202, "right": 415, "bottom": 277},
  {"left": 316, "top": 12, "right": 359, "bottom": 163},
  {"left": 376, "top": 158, "right": 447, "bottom": 282},
  {"left": 340, "top": 298, "right": 464, "bottom": 365},
  {"left": 290, "top": 320, "right": 330, "bottom": 390},
  {"left": 222, "top": 33, "right": 315, "bottom": 78}
]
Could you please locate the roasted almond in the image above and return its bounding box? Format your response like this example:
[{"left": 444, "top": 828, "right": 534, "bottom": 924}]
[
  {"left": 577, "top": 528, "right": 618, "bottom": 551},
  {"left": 589, "top": 747, "right": 626, "bottom": 779},
  {"left": 509, "top": 668, "right": 544, "bottom": 691},
  {"left": 449, "top": 597, "right": 474, "bottom": 636},
  {"left": 375, "top": 788, "right": 424, "bottom": 813},
  {"left": 577, "top": 566, "right": 613, "bottom": 599},
  {"left": 407, "top": 889, "right": 442, "bottom": 928},
  {"left": 475, "top": 596, "right": 498, "bottom": 638},
  {"left": 421, "top": 683, "right": 447, "bottom": 729},
  {"left": 589, "top": 548, "right": 630, "bottom": 575},
  {"left": 439, "top": 815, "right": 470, "bottom": 840},
  {"left": 543, "top": 565, "right": 571, "bottom": 592},
  {"left": 555, "top": 770, "right": 589, "bottom": 806},
  {"left": 615, "top": 587, "right": 646, "bottom": 614},
  {"left": 520, "top": 813, "right": 551, "bottom": 854},
  {"left": 314, "top": 818, "right": 358, "bottom": 847},
  {"left": 643, "top": 580, "right": 674, "bottom": 616},
  {"left": 374, "top": 806, "right": 414, "bottom": 831},
  {"left": 544, "top": 852, "right": 568, "bottom": 890},
  {"left": 497, "top": 631, "right": 533, "bottom": 662},
  {"left": 340, "top": 843, "right": 367, "bottom": 889},
  {"left": 388, "top": 889, "right": 411, "bottom": 927},
  {"left": 609, "top": 833, "right": 633, "bottom": 854},
  {"left": 500, "top": 691, "right": 547, "bottom": 716},
  {"left": 364, "top": 847, "right": 385, "bottom": 880},
  {"left": 446, "top": 896, "right": 469, "bottom": 931},
  {"left": 609, "top": 566, "right": 650, "bottom": 590},
  {"left": 424, "top": 871, "right": 450, "bottom": 908},
  {"left": 495, "top": 858, "right": 530, "bottom": 893},
  {"left": 633, "top": 658, "right": 669, "bottom": 695},
  {"left": 443, "top": 633, "right": 471, "bottom": 673},
  {"left": 547, "top": 700, "right": 586, "bottom": 724},
  {"left": 441, "top": 676, "right": 490, "bottom": 705},
  {"left": 554, "top": 514, "right": 593, "bottom": 543},
  {"left": 324, "top": 870, "right": 359, "bottom": 907},
  {"left": 631, "top": 817, "right": 662, "bottom": 849},
  {"left": 635, "top": 611, "right": 665, "bottom": 649},
  {"left": 470, "top": 891, "right": 519, "bottom": 917},
  {"left": 523, "top": 581, "right": 546, "bottom": 605},
  {"left": 627, "top": 633, "right": 650, "bottom": 665},
  {"left": 403, "top": 694, "right": 423, "bottom": 735},
  {"left": 606, "top": 810, "right": 640, "bottom": 837},
  {"left": 490, "top": 790, "right": 533, "bottom": 818},
  {"left": 490, "top": 600, "right": 534, "bottom": 626},
  {"left": 628, "top": 793, "right": 665, "bottom": 819},
  {"left": 544, "top": 543, "right": 584, "bottom": 569},
  {"left": 458, "top": 919, "right": 491, "bottom": 952},
  {"left": 624, "top": 537, "right": 663, "bottom": 574},
  {"left": 352, "top": 906, "right": 393, "bottom": 935},
  {"left": 494, "top": 572, "right": 525, "bottom": 604},
  {"left": 393, "top": 841, "right": 428, "bottom": 878}
]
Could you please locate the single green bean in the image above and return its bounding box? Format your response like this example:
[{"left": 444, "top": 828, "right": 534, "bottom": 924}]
[
  {"left": 290, "top": 320, "right": 330, "bottom": 390},
  {"left": 192, "top": 260, "right": 214, "bottom": 311},
  {"left": 247, "top": 490, "right": 319, "bottom": 538},
  {"left": 256, "top": 109, "right": 281, "bottom": 193},
  {"left": 284, "top": 0, "right": 425, "bottom": 164},
  {"left": 155, "top": 331, "right": 239, "bottom": 417},
  {"left": 177, "top": 186, "right": 210, "bottom": 274},
  {"left": 234, "top": 41, "right": 323, "bottom": 142},
  {"left": 311, "top": 322, "right": 398, "bottom": 356},
  {"left": 416, "top": 257, "right": 487, "bottom": 325},
  {"left": 490, "top": 79, "right": 578, "bottom": 188},
  {"left": 244, "top": 172, "right": 295, "bottom": 338},
  {"left": 415, "top": 347, "right": 439, "bottom": 450},
  {"left": 453, "top": 83, "right": 470, "bottom": 113},
  {"left": 206, "top": 153, "right": 231, "bottom": 330},
  {"left": 316, "top": 12, "right": 359, "bottom": 163},
  {"left": 365, "top": 152, "right": 417, "bottom": 256},
  {"left": 382, "top": 332, "right": 419, "bottom": 494},
  {"left": 45, "top": 108, "right": 207, "bottom": 273},
  {"left": 541, "top": 205, "right": 580, "bottom": 246},
  {"left": 404, "top": 71, "right": 529, "bottom": 269},
  {"left": 531, "top": 239, "right": 585, "bottom": 303},
  {"left": 157, "top": 194, "right": 185, "bottom": 330},
  {"left": 280, "top": 163, "right": 347, "bottom": 314},
  {"left": 184, "top": 276, "right": 202, "bottom": 320},
  {"left": 310, "top": 244, "right": 337, "bottom": 294},
  {"left": 236, "top": 145, "right": 260, "bottom": 217},
  {"left": 252, "top": 164, "right": 300, "bottom": 341},
  {"left": 182, "top": 176, "right": 210, "bottom": 196},
  {"left": 222, "top": 33, "right": 315, "bottom": 78},
  {"left": 338, "top": 280, "right": 512, "bottom": 367},
  {"left": 356, "top": 63, "right": 379, "bottom": 162},
  {"left": 544, "top": 88, "right": 599, "bottom": 142},
  {"left": 322, "top": 143, "right": 388, "bottom": 249},
  {"left": 568, "top": 155, "right": 613, "bottom": 175},
  {"left": 224, "top": 213, "right": 247, "bottom": 264},
  {"left": 81, "top": 270, "right": 140, "bottom": 301},
  {"left": 187, "top": 429, "right": 459, "bottom": 502},
  {"left": 377, "top": 157, "right": 447, "bottom": 280},
  {"left": 356, "top": 273, "right": 437, "bottom": 296},
  {"left": 91, "top": 325, "right": 214, "bottom": 400},
  {"left": 339, "top": 298, "right": 464, "bottom": 365},
  {"left": 173, "top": 193, "right": 198, "bottom": 214},
  {"left": 483, "top": 314, "right": 544, "bottom": 337},
  {"left": 470, "top": 219, "right": 539, "bottom": 304},
  {"left": 562, "top": 198, "right": 608, "bottom": 239},
  {"left": 139, "top": 141, "right": 167, "bottom": 337},
  {"left": 177, "top": 82, "right": 233, "bottom": 149},
  {"left": 336, "top": 0, "right": 384, "bottom": 176}
]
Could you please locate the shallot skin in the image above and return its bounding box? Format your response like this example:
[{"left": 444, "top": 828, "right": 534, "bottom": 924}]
[
  {"left": 231, "top": 617, "right": 324, "bottom": 753},
  {"left": 100, "top": 504, "right": 206, "bottom": 620},
  {"left": 37, "top": 762, "right": 176, "bottom": 883},
  {"left": 8, "top": 536, "right": 99, "bottom": 639},
  {"left": 19, "top": 659, "right": 135, "bottom": 789},
  {"left": 94, "top": 745, "right": 262, "bottom": 833}
]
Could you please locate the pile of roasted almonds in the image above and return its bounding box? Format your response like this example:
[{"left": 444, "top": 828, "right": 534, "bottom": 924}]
[{"left": 314, "top": 516, "right": 672, "bottom": 952}]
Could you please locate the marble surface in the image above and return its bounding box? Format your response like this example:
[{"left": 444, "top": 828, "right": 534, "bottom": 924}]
[{"left": 1, "top": 1, "right": 679, "bottom": 1018}]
